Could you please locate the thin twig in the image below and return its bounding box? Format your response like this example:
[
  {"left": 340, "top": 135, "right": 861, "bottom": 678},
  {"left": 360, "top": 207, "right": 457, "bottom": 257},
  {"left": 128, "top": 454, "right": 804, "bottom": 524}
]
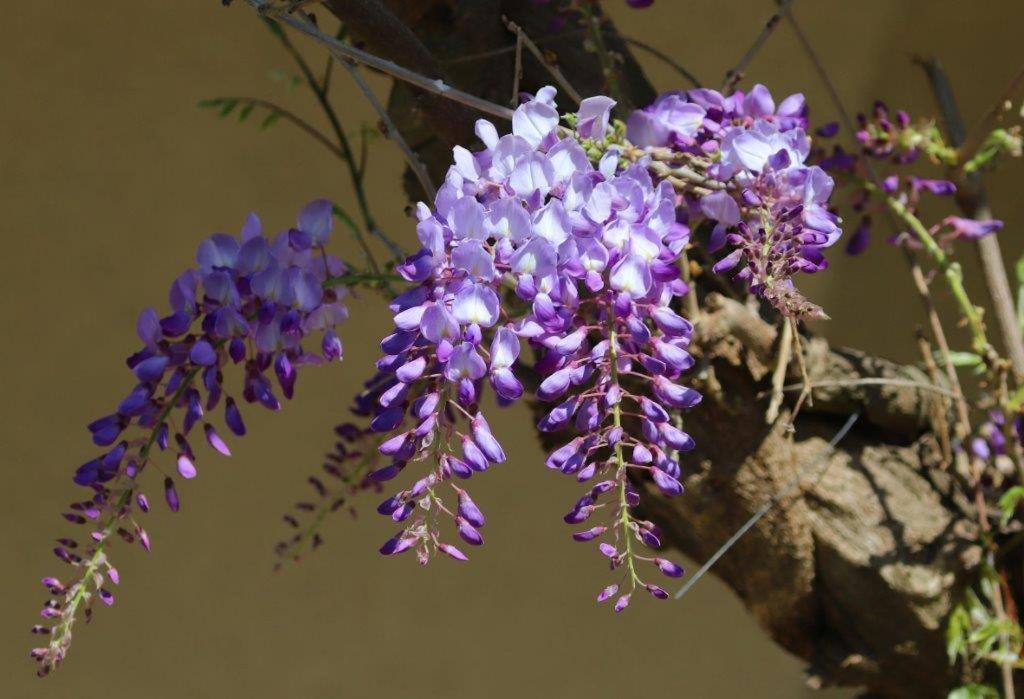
[
  {"left": 903, "top": 248, "right": 973, "bottom": 438},
  {"left": 675, "top": 412, "right": 860, "bottom": 600},
  {"left": 263, "top": 15, "right": 391, "bottom": 270},
  {"left": 959, "top": 63, "right": 1024, "bottom": 164},
  {"left": 321, "top": 52, "right": 334, "bottom": 93},
  {"left": 680, "top": 248, "right": 700, "bottom": 321},
  {"left": 320, "top": 24, "right": 345, "bottom": 94},
  {"left": 250, "top": 0, "right": 515, "bottom": 122},
  {"left": 209, "top": 96, "right": 347, "bottom": 160},
  {"left": 623, "top": 36, "right": 700, "bottom": 88},
  {"left": 778, "top": 3, "right": 850, "bottom": 132},
  {"left": 721, "top": 0, "right": 794, "bottom": 92},
  {"left": 766, "top": 318, "right": 793, "bottom": 424},
  {"left": 511, "top": 27, "right": 523, "bottom": 106},
  {"left": 917, "top": 330, "right": 953, "bottom": 465},
  {"left": 441, "top": 29, "right": 703, "bottom": 88},
  {"left": 778, "top": 377, "right": 959, "bottom": 400},
  {"left": 503, "top": 16, "right": 583, "bottom": 104},
  {"left": 341, "top": 60, "right": 437, "bottom": 202},
  {"left": 790, "top": 318, "right": 813, "bottom": 414}
]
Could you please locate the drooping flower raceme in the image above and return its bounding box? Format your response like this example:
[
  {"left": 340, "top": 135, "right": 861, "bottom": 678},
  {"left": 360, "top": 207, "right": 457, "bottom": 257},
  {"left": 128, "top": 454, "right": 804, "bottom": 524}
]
[
  {"left": 34, "top": 82, "right": 866, "bottom": 676},
  {"left": 32, "top": 201, "right": 348, "bottom": 675},
  {"left": 274, "top": 371, "right": 392, "bottom": 568},
  {"left": 364, "top": 89, "right": 694, "bottom": 600},
  {"left": 628, "top": 84, "right": 842, "bottom": 319}
]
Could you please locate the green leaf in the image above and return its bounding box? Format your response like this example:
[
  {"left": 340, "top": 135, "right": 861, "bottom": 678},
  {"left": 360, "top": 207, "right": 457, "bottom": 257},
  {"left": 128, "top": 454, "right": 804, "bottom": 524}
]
[
  {"left": 948, "top": 684, "right": 1000, "bottom": 699},
  {"left": 196, "top": 97, "right": 224, "bottom": 110},
  {"left": 267, "top": 68, "right": 302, "bottom": 90},
  {"left": 260, "top": 111, "right": 281, "bottom": 131},
  {"left": 943, "top": 351, "right": 984, "bottom": 368},
  {"left": 260, "top": 16, "right": 284, "bottom": 39},
  {"left": 1009, "top": 384, "right": 1024, "bottom": 412},
  {"left": 947, "top": 603, "right": 970, "bottom": 664},
  {"left": 238, "top": 103, "right": 255, "bottom": 123},
  {"left": 218, "top": 99, "right": 239, "bottom": 118},
  {"left": 999, "top": 485, "right": 1024, "bottom": 527},
  {"left": 331, "top": 204, "right": 362, "bottom": 238}
]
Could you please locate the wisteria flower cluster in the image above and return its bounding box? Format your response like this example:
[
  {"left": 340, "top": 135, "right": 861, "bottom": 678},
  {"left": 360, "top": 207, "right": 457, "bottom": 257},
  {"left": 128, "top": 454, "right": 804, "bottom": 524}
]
[
  {"left": 32, "top": 201, "right": 348, "bottom": 675},
  {"left": 814, "top": 100, "right": 1010, "bottom": 255},
  {"left": 362, "top": 87, "right": 697, "bottom": 603},
  {"left": 629, "top": 84, "right": 841, "bottom": 319},
  {"left": 32, "top": 81, "right": 858, "bottom": 674}
]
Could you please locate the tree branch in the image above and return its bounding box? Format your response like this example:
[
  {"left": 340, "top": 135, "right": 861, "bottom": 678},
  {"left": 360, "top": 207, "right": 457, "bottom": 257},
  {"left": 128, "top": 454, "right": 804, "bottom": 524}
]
[{"left": 342, "top": 60, "right": 437, "bottom": 201}]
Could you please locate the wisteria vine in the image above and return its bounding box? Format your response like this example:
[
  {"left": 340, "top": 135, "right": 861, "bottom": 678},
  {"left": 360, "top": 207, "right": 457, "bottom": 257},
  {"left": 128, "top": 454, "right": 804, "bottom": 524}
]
[
  {"left": 29, "top": 13, "right": 1024, "bottom": 689},
  {"left": 32, "top": 80, "right": 843, "bottom": 673}
]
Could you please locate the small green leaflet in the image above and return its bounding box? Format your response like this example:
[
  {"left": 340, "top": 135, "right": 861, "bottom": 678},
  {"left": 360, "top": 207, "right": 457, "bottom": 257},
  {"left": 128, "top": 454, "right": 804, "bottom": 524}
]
[
  {"left": 197, "top": 97, "right": 282, "bottom": 132},
  {"left": 999, "top": 485, "right": 1024, "bottom": 528},
  {"left": 937, "top": 351, "right": 984, "bottom": 368},
  {"left": 947, "top": 684, "right": 1000, "bottom": 699}
]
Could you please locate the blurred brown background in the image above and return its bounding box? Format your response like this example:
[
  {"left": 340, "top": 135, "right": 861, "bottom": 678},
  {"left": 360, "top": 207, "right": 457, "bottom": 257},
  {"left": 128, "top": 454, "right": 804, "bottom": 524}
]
[{"left": 3, "top": 2, "right": 1022, "bottom": 697}]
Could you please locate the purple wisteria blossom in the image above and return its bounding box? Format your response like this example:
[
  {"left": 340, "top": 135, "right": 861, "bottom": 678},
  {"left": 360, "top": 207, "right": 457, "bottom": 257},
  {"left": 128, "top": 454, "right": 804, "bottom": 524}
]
[
  {"left": 32, "top": 201, "right": 349, "bottom": 676},
  {"left": 628, "top": 84, "right": 840, "bottom": 319},
  {"left": 940, "top": 216, "right": 1003, "bottom": 242},
  {"left": 812, "top": 101, "right": 1003, "bottom": 255},
  {"left": 368, "top": 88, "right": 693, "bottom": 602}
]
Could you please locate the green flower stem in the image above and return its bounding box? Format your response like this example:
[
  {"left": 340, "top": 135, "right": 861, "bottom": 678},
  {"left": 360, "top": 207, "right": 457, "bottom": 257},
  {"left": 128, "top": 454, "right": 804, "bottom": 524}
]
[
  {"left": 46, "top": 365, "right": 204, "bottom": 671},
  {"left": 279, "top": 436, "right": 383, "bottom": 562},
  {"left": 865, "top": 180, "right": 992, "bottom": 358},
  {"left": 608, "top": 324, "right": 640, "bottom": 589}
]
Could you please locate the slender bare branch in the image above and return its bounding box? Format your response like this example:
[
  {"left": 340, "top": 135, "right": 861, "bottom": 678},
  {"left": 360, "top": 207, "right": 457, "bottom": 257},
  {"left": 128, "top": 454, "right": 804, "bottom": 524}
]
[
  {"left": 249, "top": 0, "right": 515, "bottom": 122},
  {"left": 441, "top": 29, "right": 702, "bottom": 89},
  {"left": 721, "top": 0, "right": 793, "bottom": 92},
  {"left": 503, "top": 16, "right": 583, "bottom": 104},
  {"left": 960, "top": 63, "right": 1024, "bottom": 163},
  {"left": 779, "top": 377, "right": 959, "bottom": 400},
  {"left": 766, "top": 319, "right": 793, "bottom": 424},
  {"left": 262, "top": 14, "right": 394, "bottom": 269},
  {"left": 511, "top": 27, "right": 523, "bottom": 106},
  {"left": 623, "top": 36, "right": 701, "bottom": 88},
  {"left": 341, "top": 61, "right": 437, "bottom": 202},
  {"left": 917, "top": 330, "right": 953, "bottom": 464}
]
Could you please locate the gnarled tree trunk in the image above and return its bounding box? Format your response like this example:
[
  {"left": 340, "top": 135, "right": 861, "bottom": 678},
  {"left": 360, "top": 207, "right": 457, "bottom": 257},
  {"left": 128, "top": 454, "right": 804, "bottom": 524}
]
[{"left": 316, "top": 2, "right": 1017, "bottom": 695}]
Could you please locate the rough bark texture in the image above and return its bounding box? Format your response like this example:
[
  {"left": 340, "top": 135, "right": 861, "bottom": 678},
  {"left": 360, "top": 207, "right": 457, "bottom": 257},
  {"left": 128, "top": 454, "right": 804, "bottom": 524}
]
[
  {"left": 311, "top": 2, "right": 1018, "bottom": 695},
  {"left": 642, "top": 293, "right": 981, "bottom": 696}
]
